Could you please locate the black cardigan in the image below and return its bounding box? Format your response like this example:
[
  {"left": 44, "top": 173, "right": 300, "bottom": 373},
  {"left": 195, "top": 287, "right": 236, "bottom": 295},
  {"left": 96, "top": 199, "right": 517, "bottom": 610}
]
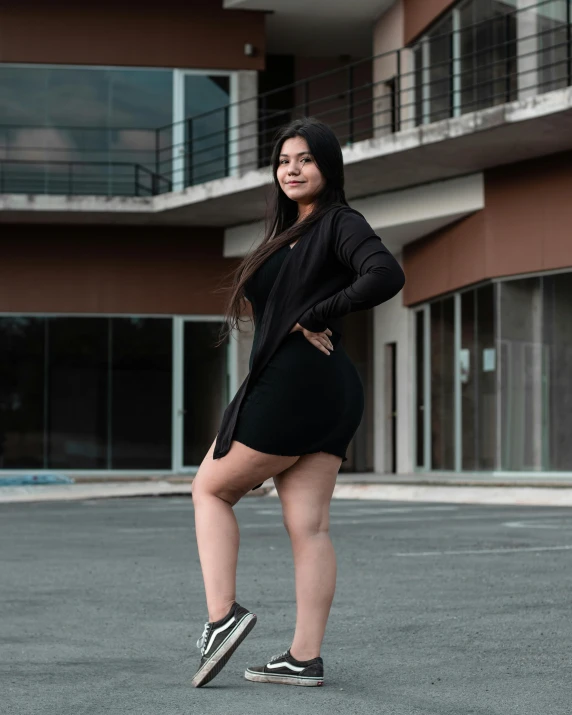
[{"left": 213, "top": 205, "right": 406, "bottom": 460}]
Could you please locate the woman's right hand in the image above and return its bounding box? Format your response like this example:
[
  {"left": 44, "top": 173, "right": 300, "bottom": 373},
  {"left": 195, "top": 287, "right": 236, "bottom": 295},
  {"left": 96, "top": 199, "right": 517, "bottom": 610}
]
[{"left": 290, "top": 323, "right": 334, "bottom": 355}]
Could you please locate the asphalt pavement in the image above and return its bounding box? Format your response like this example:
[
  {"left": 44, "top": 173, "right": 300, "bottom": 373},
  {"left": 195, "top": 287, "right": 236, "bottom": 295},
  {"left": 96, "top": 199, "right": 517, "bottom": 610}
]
[{"left": 2, "top": 497, "right": 571, "bottom": 715}]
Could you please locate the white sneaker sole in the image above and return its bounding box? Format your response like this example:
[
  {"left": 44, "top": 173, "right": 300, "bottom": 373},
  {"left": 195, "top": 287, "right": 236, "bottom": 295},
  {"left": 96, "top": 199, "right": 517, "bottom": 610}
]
[
  {"left": 244, "top": 668, "right": 324, "bottom": 687},
  {"left": 191, "top": 612, "right": 257, "bottom": 688}
]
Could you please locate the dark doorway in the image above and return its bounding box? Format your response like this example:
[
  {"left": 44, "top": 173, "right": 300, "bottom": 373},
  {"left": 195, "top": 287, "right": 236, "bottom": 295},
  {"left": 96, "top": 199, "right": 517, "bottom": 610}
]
[{"left": 385, "top": 342, "right": 397, "bottom": 473}]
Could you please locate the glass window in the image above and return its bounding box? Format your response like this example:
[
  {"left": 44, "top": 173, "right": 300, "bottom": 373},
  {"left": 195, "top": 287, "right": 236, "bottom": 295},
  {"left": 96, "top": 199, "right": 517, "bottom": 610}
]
[
  {"left": 543, "top": 274, "right": 572, "bottom": 470},
  {"left": 111, "top": 318, "right": 172, "bottom": 470},
  {"left": 184, "top": 75, "right": 231, "bottom": 185},
  {"left": 430, "top": 298, "right": 455, "bottom": 470},
  {"left": 46, "top": 318, "right": 109, "bottom": 469},
  {"left": 0, "top": 318, "right": 45, "bottom": 468},
  {"left": 458, "top": 0, "right": 518, "bottom": 112},
  {"left": 0, "top": 65, "right": 173, "bottom": 195},
  {"left": 419, "top": 271, "right": 572, "bottom": 474},
  {"left": 426, "top": 16, "right": 453, "bottom": 122},
  {"left": 538, "top": 0, "right": 570, "bottom": 92},
  {"left": 460, "top": 286, "right": 497, "bottom": 470},
  {"left": 183, "top": 321, "right": 228, "bottom": 467},
  {"left": 414, "top": 0, "right": 520, "bottom": 123},
  {"left": 499, "top": 278, "right": 543, "bottom": 471},
  {"left": 0, "top": 316, "right": 174, "bottom": 470}
]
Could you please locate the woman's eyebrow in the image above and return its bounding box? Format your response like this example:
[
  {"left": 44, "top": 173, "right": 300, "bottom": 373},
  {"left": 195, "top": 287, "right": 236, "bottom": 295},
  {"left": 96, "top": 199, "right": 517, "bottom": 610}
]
[{"left": 279, "top": 151, "right": 312, "bottom": 157}]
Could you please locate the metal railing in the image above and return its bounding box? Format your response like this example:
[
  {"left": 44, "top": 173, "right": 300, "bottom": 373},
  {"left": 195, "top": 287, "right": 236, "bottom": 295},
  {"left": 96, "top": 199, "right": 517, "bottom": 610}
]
[
  {"left": 0, "top": 159, "right": 171, "bottom": 197},
  {"left": 0, "top": 0, "right": 570, "bottom": 197}
]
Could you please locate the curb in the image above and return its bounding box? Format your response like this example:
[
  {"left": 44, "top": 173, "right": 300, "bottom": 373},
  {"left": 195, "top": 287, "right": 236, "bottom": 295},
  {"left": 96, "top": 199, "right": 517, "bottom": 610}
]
[
  {"left": 0, "top": 481, "right": 270, "bottom": 504},
  {"left": 2, "top": 480, "right": 572, "bottom": 506}
]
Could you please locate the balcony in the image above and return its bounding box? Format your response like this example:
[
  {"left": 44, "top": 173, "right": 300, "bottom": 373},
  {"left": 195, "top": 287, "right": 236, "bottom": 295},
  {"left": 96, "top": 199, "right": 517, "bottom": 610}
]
[{"left": 1, "top": 0, "right": 571, "bottom": 226}]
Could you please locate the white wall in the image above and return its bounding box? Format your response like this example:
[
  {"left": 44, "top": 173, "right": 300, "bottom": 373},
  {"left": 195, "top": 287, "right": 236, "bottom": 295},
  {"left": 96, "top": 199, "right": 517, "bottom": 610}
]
[{"left": 373, "top": 251, "right": 414, "bottom": 474}]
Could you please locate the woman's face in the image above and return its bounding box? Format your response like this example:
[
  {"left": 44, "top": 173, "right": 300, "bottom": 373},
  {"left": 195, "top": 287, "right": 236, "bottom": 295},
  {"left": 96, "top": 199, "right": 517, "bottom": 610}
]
[{"left": 276, "top": 136, "right": 326, "bottom": 208}]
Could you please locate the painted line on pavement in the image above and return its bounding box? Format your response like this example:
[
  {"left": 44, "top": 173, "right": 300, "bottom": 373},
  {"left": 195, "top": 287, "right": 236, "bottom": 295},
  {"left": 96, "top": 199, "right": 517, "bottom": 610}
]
[{"left": 393, "top": 545, "right": 572, "bottom": 556}]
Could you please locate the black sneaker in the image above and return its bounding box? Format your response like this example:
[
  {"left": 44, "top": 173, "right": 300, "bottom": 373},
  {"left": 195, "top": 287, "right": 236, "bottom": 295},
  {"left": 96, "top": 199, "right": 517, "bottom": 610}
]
[
  {"left": 191, "top": 602, "right": 257, "bottom": 688},
  {"left": 245, "top": 648, "right": 324, "bottom": 687}
]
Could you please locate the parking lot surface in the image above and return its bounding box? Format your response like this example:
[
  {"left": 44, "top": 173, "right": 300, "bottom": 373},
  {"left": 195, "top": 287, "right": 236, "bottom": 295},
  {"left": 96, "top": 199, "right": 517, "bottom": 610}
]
[{"left": 2, "top": 497, "right": 571, "bottom": 715}]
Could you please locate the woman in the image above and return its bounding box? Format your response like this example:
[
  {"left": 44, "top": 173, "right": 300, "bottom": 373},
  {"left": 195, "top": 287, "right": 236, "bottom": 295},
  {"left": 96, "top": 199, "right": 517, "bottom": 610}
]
[{"left": 191, "top": 118, "right": 405, "bottom": 688}]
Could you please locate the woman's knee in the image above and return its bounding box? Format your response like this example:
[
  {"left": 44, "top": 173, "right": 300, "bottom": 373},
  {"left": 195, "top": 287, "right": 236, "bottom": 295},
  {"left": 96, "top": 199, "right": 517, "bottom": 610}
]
[
  {"left": 192, "top": 477, "right": 243, "bottom": 507},
  {"left": 283, "top": 510, "right": 330, "bottom": 541}
]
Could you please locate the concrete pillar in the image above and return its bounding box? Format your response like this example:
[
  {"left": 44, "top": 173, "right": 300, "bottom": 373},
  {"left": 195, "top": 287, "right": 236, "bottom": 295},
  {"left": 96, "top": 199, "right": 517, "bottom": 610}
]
[
  {"left": 372, "top": 0, "right": 406, "bottom": 138},
  {"left": 372, "top": 251, "right": 414, "bottom": 474},
  {"left": 229, "top": 71, "right": 258, "bottom": 176},
  {"left": 517, "top": 0, "right": 539, "bottom": 101},
  {"left": 399, "top": 48, "right": 415, "bottom": 131}
]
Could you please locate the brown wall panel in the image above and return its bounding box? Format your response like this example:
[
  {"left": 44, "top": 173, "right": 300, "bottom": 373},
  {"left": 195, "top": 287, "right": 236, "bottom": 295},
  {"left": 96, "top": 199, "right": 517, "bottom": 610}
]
[
  {"left": 403, "top": 211, "right": 487, "bottom": 305},
  {"left": 485, "top": 156, "right": 572, "bottom": 277},
  {"left": 403, "top": 0, "right": 456, "bottom": 44},
  {"left": 403, "top": 153, "right": 572, "bottom": 305},
  {"left": 0, "top": 4, "right": 265, "bottom": 70},
  {"left": 0, "top": 226, "right": 242, "bottom": 315}
]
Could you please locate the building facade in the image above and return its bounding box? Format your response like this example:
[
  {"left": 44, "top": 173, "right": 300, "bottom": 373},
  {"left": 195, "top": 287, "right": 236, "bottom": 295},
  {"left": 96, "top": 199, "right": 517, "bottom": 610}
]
[{"left": 0, "top": 0, "right": 571, "bottom": 478}]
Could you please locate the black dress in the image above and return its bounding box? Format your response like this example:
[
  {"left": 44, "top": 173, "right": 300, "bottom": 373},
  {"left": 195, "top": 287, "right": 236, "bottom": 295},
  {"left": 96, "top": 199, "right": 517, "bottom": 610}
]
[{"left": 232, "top": 242, "right": 365, "bottom": 464}]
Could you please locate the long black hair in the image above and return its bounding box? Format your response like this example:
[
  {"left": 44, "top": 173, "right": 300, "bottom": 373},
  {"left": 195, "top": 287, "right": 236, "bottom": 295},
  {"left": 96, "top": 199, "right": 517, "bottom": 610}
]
[{"left": 214, "top": 117, "right": 349, "bottom": 347}]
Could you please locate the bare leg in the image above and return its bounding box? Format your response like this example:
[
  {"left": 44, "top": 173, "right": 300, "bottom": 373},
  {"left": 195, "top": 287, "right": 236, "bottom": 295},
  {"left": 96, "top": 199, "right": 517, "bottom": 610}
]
[
  {"left": 273, "top": 451, "right": 341, "bottom": 660},
  {"left": 192, "top": 438, "right": 299, "bottom": 622}
]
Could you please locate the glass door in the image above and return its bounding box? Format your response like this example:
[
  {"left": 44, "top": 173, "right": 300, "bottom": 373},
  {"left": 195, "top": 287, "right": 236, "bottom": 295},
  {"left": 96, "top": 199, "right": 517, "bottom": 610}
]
[
  {"left": 173, "top": 318, "right": 233, "bottom": 472},
  {"left": 172, "top": 70, "right": 233, "bottom": 191}
]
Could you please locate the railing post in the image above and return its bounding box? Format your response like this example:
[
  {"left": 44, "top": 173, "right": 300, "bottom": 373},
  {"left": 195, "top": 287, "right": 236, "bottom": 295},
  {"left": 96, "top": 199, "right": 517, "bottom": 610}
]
[
  {"left": 396, "top": 49, "right": 402, "bottom": 132},
  {"left": 68, "top": 163, "right": 73, "bottom": 195},
  {"left": 568, "top": 0, "right": 572, "bottom": 86},
  {"left": 224, "top": 105, "right": 230, "bottom": 178},
  {"left": 135, "top": 164, "right": 140, "bottom": 197},
  {"left": 186, "top": 117, "right": 194, "bottom": 187},
  {"left": 347, "top": 63, "right": 355, "bottom": 144},
  {"left": 506, "top": 13, "right": 512, "bottom": 102},
  {"left": 260, "top": 94, "right": 268, "bottom": 167},
  {"left": 155, "top": 128, "right": 161, "bottom": 177}
]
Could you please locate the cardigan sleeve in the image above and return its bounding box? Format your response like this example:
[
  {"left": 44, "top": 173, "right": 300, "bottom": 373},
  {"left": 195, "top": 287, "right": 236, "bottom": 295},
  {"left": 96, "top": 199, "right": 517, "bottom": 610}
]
[{"left": 297, "top": 209, "right": 405, "bottom": 333}]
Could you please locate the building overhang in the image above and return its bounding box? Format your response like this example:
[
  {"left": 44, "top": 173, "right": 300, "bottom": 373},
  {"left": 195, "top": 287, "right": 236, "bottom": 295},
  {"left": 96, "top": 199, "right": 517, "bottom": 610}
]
[
  {"left": 223, "top": 0, "right": 393, "bottom": 55},
  {"left": 1, "top": 88, "right": 571, "bottom": 228},
  {"left": 223, "top": 173, "right": 484, "bottom": 257}
]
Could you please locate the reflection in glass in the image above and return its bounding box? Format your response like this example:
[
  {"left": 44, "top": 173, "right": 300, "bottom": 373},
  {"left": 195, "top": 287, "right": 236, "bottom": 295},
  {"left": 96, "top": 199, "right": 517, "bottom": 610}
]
[
  {"left": 184, "top": 75, "right": 230, "bottom": 186},
  {"left": 0, "top": 65, "right": 173, "bottom": 195},
  {"left": 459, "top": 0, "right": 518, "bottom": 113},
  {"left": 538, "top": 0, "right": 569, "bottom": 91},
  {"left": 111, "top": 318, "right": 172, "bottom": 469},
  {"left": 499, "top": 278, "right": 543, "bottom": 471},
  {"left": 427, "top": 16, "right": 453, "bottom": 121},
  {"left": 543, "top": 274, "right": 572, "bottom": 470},
  {"left": 0, "top": 318, "right": 45, "bottom": 468},
  {"left": 431, "top": 298, "right": 455, "bottom": 469},
  {"left": 476, "top": 285, "right": 496, "bottom": 469},
  {"left": 183, "top": 322, "right": 228, "bottom": 467}
]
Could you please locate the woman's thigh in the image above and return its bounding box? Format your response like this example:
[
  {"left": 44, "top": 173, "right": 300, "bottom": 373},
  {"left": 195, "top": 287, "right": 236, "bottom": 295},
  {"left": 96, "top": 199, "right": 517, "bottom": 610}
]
[
  {"left": 192, "top": 437, "right": 300, "bottom": 505},
  {"left": 273, "top": 452, "right": 342, "bottom": 535}
]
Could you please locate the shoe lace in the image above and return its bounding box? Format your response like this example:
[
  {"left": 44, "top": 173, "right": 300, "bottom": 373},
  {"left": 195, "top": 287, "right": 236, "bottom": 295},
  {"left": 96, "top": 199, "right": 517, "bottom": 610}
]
[
  {"left": 269, "top": 649, "right": 290, "bottom": 663},
  {"left": 196, "top": 622, "right": 212, "bottom": 655}
]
